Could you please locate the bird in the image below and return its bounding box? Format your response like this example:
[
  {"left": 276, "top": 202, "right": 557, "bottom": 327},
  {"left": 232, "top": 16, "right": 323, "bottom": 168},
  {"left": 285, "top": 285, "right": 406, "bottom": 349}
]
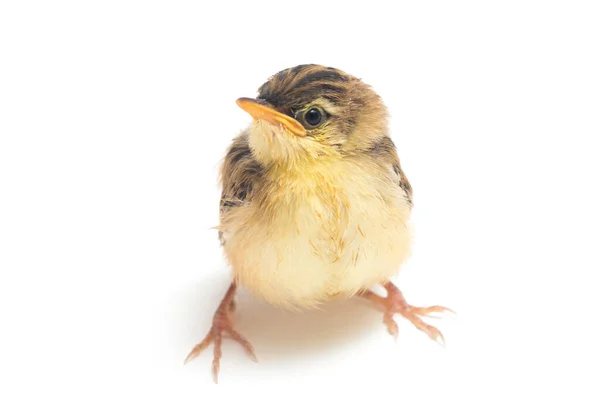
[{"left": 184, "top": 64, "right": 452, "bottom": 382}]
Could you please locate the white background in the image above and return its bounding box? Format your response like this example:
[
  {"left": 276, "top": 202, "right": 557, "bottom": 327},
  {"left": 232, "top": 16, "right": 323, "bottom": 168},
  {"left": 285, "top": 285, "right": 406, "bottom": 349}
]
[{"left": 1, "top": 1, "right": 599, "bottom": 398}]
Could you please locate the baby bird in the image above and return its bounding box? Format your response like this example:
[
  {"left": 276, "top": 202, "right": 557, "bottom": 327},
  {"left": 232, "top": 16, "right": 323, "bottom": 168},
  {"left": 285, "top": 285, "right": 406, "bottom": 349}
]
[{"left": 185, "top": 64, "right": 451, "bottom": 382}]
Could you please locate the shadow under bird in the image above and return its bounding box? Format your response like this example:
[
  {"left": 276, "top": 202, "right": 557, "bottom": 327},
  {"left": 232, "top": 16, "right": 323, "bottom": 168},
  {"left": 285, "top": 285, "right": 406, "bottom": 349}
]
[{"left": 185, "top": 64, "right": 453, "bottom": 382}]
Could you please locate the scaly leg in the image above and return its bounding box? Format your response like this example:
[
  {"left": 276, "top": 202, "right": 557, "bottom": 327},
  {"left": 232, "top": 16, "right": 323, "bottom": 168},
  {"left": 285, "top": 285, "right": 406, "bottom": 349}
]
[
  {"left": 360, "top": 282, "right": 453, "bottom": 345},
  {"left": 184, "top": 283, "right": 257, "bottom": 383}
]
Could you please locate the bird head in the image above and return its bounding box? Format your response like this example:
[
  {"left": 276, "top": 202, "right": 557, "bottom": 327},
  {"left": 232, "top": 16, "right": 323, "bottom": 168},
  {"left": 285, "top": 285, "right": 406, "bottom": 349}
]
[{"left": 236, "top": 64, "right": 389, "bottom": 167}]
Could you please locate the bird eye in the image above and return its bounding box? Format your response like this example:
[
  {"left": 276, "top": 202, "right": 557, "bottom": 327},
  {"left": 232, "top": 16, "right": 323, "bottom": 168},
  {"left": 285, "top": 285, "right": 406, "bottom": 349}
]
[{"left": 302, "top": 108, "right": 324, "bottom": 127}]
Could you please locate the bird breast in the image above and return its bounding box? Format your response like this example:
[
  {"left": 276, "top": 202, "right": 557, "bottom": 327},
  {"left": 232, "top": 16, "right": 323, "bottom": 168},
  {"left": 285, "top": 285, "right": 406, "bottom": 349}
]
[{"left": 219, "top": 160, "right": 413, "bottom": 310}]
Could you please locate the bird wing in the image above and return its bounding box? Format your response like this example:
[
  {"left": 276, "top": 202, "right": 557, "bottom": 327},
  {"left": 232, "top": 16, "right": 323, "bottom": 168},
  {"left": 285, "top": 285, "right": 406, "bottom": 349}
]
[
  {"left": 370, "top": 136, "right": 413, "bottom": 207},
  {"left": 218, "top": 132, "right": 263, "bottom": 245}
]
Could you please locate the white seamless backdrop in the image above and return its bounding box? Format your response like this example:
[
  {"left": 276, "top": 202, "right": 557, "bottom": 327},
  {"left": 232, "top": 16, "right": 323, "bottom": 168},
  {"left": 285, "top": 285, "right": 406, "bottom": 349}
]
[{"left": 1, "top": 1, "right": 599, "bottom": 399}]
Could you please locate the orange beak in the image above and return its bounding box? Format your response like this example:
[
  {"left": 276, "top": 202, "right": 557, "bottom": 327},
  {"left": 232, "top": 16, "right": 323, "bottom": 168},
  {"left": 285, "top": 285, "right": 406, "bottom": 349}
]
[{"left": 236, "top": 97, "right": 306, "bottom": 137}]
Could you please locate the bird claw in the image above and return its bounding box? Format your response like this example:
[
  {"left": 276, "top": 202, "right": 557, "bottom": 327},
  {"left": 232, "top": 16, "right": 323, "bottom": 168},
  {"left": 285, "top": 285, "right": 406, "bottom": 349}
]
[
  {"left": 394, "top": 304, "right": 448, "bottom": 346},
  {"left": 383, "top": 313, "right": 399, "bottom": 341},
  {"left": 184, "top": 331, "right": 215, "bottom": 365},
  {"left": 223, "top": 326, "right": 258, "bottom": 362},
  {"left": 185, "top": 319, "right": 256, "bottom": 383},
  {"left": 362, "top": 283, "right": 452, "bottom": 345},
  {"left": 185, "top": 284, "right": 256, "bottom": 383},
  {"left": 409, "top": 305, "right": 456, "bottom": 319},
  {"left": 421, "top": 324, "right": 446, "bottom": 347}
]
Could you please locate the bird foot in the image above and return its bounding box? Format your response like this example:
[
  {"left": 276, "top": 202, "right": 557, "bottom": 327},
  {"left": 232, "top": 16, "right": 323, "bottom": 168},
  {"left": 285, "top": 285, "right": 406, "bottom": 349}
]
[
  {"left": 184, "top": 284, "right": 257, "bottom": 383},
  {"left": 360, "top": 282, "right": 453, "bottom": 345}
]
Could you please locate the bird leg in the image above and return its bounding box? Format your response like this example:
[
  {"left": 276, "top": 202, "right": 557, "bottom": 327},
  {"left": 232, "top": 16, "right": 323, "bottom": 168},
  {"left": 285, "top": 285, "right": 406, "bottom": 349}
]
[
  {"left": 360, "top": 282, "right": 453, "bottom": 345},
  {"left": 184, "top": 283, "right": 257, "bottom": 383}
]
